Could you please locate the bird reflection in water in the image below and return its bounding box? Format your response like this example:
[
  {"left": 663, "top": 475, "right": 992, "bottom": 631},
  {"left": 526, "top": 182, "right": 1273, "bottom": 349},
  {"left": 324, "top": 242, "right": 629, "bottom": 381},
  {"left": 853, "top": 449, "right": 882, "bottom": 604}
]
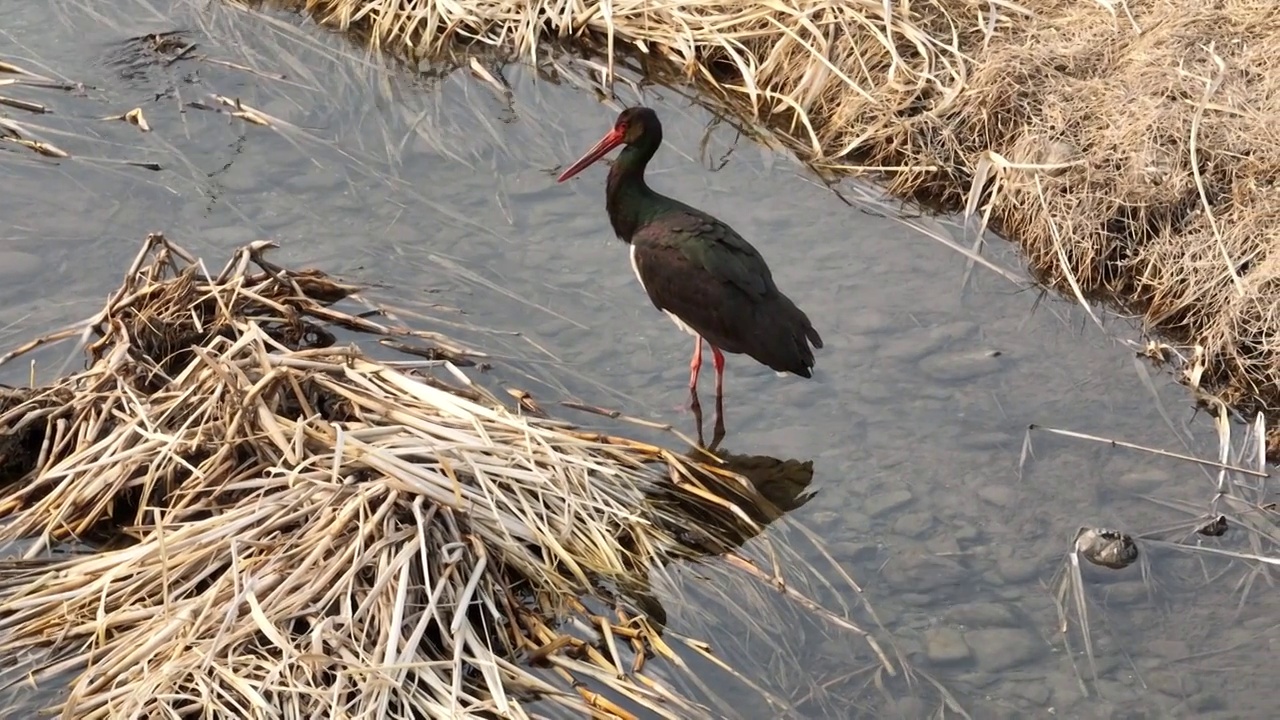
[
  {"left": 690, "top": 386, "right": 725, "bottom": 450},
  {"left": 627, "top": 445, "right": 818, "bottom": 632}
]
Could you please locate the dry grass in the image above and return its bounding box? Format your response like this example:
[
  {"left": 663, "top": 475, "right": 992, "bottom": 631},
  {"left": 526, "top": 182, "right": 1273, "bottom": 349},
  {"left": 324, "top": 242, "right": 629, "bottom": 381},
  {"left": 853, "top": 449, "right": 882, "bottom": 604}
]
[
  {"left": 0, "top": 56, "right": 160, "bottom": 169},
  {"left": 264, "top": 0, "right": 1280, "bottom": 439},
  {"left": 0, "top": 233, "right": 918, "bottom": 719},
  {"left": 1037, "top": 409, "right": 1279, "bottom": 697}
]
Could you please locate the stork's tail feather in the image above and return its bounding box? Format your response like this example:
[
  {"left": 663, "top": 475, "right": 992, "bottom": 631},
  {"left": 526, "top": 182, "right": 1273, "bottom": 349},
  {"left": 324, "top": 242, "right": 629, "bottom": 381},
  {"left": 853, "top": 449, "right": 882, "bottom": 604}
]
[{"left": 750, "top": 293, "right": 822, "bottom": 378}]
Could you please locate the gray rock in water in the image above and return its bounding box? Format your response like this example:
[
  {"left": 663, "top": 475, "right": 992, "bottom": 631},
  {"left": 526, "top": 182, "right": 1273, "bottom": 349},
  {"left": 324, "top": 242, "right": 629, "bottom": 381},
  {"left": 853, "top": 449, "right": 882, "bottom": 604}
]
[
  {"left": 918, "top": 348, "right": 1005, "bottom": 382},
  {"left": 996, "top": 554, "right": 1042, "bottom": 584},
  {"left": 964, "top": 627, "right": 1045, "bottom": 673},
  {"left": 0, "top": 250, "right": 43, "bottom": 280},
  {"left": 882, "top": 551, "right": 968, "bottom": 593},
  {"left": 893, "top": 511, "right": 935, "bottom": 538},
  {"left": 876, "top": 320, "right": 978, "bottom": 363},
  {"left": 978, "top": 484, "right": 1017, "bottom": 508},
  {"left": 945, "top": 602, "right": 1020, "bottom": 627},
  {"left": 924, "top": 626, "right": 971, "bottom": 664},
  {"left": 864, "top": 489, "right": 913, "bottom": 518}
]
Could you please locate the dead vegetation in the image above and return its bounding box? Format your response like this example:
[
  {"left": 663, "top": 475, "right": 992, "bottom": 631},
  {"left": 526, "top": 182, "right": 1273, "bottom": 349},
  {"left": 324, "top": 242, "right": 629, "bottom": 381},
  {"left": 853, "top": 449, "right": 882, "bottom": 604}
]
[
  {"left": 1031, "top": 411, "right": 1278, "bottom": 699},
  {"left": 267, "top": 0, "right": 1280, "bottom": 441},
  {"left": 0, "top": 233, "right": 930, "bottom": 719},
  {"left": 0, "top": 59, "right": 85, "bottom": 160},
  {"left": 0, "top": 56, "right": 161, "bottom": 168}
]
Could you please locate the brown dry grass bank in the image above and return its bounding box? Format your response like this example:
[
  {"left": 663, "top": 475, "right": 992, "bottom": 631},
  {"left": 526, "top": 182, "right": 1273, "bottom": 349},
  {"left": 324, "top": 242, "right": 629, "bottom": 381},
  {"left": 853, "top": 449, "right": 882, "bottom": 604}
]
[
  {"left": 0, "top": 234, "right": 915, "bottom": 719},
  {"left": 270, "top": 0, "right": 1280, "bottom": 435}
]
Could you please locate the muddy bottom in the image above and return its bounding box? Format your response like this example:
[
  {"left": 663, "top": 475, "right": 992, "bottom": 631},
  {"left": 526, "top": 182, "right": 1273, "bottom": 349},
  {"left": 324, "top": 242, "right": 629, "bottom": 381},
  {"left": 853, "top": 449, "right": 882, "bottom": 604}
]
[{"left": 0, "top": 1, "right": 1274, "bottom": 718}]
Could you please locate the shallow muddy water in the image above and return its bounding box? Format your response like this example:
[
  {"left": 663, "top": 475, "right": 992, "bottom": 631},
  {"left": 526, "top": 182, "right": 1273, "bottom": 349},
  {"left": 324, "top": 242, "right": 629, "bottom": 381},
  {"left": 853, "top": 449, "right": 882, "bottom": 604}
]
[{"left": 2, "top": 1, "right": 1276, "bottom": 718}]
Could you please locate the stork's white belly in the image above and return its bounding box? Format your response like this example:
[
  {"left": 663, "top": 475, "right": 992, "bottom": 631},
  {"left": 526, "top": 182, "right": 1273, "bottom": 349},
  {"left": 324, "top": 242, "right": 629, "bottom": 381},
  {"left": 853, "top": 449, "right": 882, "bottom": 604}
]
[
  {"left": 630, "top": 243, "right": 698, "bottom": 337},
  {"left": 662, "top": 309, "right": 696, "bottom": 335}
]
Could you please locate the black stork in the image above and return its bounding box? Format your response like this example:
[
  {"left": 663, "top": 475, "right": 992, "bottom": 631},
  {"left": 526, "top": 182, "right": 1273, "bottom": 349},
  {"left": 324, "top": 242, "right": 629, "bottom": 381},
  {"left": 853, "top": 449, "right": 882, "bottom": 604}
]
[{"left": 557, "top": 106, "right": 823, "bottom": 447}]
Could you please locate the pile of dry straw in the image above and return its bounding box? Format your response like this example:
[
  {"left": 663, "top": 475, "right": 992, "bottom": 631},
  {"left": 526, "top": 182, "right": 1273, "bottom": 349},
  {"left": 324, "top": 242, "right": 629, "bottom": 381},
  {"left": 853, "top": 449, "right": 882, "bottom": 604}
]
[
  {"left": 285, "top": 0, "right": 1280, "bottom": 428},
  {"left": 0, "top": 234, "right": 901, "bottom": 719}
]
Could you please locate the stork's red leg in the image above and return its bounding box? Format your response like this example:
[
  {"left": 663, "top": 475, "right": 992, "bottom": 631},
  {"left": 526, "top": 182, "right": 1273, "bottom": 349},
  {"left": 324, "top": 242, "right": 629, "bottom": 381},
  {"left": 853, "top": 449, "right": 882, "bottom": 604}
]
[
  {"left": 688, "top": 336, "right": 704, "bottom": 393},
  {"left": 688, "top": 337, "right": 706, "bottom": 444}
]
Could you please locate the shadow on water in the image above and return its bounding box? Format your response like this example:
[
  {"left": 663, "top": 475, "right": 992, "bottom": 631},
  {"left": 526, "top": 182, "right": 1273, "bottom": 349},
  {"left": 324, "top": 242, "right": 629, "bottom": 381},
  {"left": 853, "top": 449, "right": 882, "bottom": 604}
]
[
  {"left": 667, "top": 447, "right": 818, "bottom": 559},
  {"left": 2, "top": 0, "right": 1279, "bottom": 717},
  {"left": 608, "top": 445, "right": 818, "bottom": 637}
]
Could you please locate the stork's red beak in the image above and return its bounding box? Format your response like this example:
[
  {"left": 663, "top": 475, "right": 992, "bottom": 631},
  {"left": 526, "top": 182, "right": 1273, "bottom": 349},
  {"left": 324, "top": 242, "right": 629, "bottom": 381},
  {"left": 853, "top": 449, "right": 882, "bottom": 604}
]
[{"left": 557, "top": 127, "right": 625, "bottom": 182}]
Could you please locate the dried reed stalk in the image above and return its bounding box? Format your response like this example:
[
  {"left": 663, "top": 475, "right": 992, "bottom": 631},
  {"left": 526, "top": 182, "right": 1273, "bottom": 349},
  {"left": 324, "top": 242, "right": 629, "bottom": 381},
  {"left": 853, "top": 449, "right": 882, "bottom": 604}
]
[{"left": 0, "top": 233, "right": 898, "bottom": 719}]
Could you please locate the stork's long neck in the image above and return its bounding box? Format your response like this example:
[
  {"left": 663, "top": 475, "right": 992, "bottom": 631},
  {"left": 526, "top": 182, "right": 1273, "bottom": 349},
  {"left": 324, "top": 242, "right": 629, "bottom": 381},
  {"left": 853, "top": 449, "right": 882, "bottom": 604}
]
[{"left": 605, "top": 137, "right": 661, "bottom": 243}]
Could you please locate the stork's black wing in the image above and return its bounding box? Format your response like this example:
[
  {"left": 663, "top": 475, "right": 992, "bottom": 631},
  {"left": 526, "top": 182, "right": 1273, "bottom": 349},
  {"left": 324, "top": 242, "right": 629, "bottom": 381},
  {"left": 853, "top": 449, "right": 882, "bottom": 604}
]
[{"left": 630, "top": 209, "right": 822, "bottom": 376}]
